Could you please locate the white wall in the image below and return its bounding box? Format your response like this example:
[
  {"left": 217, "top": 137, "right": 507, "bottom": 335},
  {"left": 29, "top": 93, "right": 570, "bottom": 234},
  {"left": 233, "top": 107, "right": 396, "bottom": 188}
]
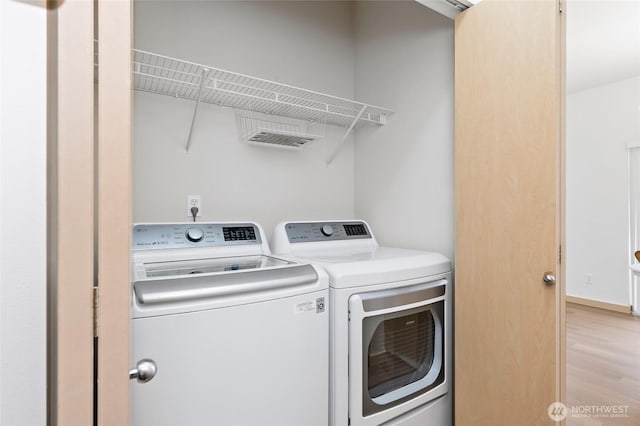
[
  {"left": 134, "top": 1, "right": 455, "bottom": 257},
  {"left": 0, "top": 1, "right": 47, "bottom": 425},
  {"left": 134, "top": 1, "right": 356, "bottom": 237},
  {"left": 566, "top": 76, "right": 640, "bottom": 305},
  {"left": 353, "top": 2, "right": 455, "bottom": 260}
]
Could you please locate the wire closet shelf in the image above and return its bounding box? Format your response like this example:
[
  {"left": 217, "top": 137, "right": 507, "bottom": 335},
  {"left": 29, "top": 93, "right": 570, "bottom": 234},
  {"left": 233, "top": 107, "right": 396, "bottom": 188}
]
[
  {"left": 132, "top": 49, "right": 393, "bottom": 161},
  {"left": 133, "top": 49, "right": 392, "bottom": 127}
]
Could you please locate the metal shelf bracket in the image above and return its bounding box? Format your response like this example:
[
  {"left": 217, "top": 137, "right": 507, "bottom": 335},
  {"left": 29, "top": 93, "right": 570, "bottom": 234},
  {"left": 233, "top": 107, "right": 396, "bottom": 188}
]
[
  {"left": 185, "top": 67, "right": 210, "bottom": 153},
  {"left": 325, "top": 105, "right": 367, "bottom": 166}
]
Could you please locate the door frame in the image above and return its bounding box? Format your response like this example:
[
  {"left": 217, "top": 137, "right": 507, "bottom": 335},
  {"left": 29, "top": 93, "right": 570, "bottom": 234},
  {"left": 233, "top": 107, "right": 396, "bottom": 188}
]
[
  {"left": 96, "top": 1, "right": 133, "bottom": 424},
  {"left": 48, "top": 1, "right": 95, "bottom": 424},
  {"left": 559, "top": 0, "right": 567, "bottom": 416},
  {"left": 50, "top": 0, "right": 132, "bottom": 424}
]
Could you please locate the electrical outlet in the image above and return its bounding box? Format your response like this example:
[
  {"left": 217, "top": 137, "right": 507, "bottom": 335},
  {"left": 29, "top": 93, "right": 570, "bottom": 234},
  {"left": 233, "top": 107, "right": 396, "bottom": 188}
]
[
  {"left": 585, "top": 273, "right": 593, "bottom": 285},
  {"left": 187, "top": 195, "right": 201, "bottom": 217}
]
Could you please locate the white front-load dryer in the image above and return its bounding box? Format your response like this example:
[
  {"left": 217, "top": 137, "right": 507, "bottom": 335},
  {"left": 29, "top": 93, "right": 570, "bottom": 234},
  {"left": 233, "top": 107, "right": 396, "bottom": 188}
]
[{"left": 272, "top": 220, "right": 453, "bottom": 426}]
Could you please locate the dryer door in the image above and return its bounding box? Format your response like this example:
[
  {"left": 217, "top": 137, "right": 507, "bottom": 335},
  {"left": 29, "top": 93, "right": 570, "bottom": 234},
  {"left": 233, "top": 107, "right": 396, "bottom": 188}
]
[{"left": 348, "top": 280, "right": 448, "bottom": 426}]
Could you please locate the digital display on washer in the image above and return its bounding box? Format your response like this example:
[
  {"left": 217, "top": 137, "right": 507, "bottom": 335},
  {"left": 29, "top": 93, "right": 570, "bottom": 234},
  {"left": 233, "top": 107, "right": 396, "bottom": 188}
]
[
  {"left": 223, "top": 226, "right": 256, "bottom": 241},
  {"left": 343, "top": 224, "right": 368, "bottom": 236}
]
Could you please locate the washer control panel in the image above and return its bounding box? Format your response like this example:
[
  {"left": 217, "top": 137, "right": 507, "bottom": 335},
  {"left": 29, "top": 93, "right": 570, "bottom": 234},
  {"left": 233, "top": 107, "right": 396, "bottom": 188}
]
[
  {"left": 132, "top": 223, "right": 261, "bottom": 250},
  {"left": 285, "top": 221, "right": 371, "bottom": 243}
]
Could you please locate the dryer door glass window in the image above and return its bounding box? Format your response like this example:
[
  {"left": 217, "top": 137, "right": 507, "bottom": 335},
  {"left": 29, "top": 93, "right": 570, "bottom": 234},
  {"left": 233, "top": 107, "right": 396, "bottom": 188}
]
[{"left": 362, "top": 301, "right": 444, "bottom": 416}]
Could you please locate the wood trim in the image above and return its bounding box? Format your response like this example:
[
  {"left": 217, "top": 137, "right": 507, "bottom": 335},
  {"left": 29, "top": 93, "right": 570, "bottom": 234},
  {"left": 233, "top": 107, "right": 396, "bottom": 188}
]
[
  {"left": 558, "top": 0, "right": 567, "bottom": 422},
  {"left": 566, "top": 296, "right": 631, "bottom": 314},
  {"left": 96, "top": 0, "right": 132, "bottom": 424},
  {"left": 48, "top": 1, "right": 94, "bottom": 426},
  {"left": 48, "top": 1, "right": 95, "bottom": 425}
]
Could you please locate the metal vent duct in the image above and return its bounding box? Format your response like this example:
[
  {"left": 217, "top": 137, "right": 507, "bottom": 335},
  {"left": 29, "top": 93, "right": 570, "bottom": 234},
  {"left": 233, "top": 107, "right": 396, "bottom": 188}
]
[{"left": 416, "top": 0, "right": 479, "bottom": 19}]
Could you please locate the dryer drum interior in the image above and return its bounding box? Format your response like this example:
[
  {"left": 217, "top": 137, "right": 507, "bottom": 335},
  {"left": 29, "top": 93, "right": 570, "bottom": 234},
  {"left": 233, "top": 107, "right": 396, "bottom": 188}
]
[{"left": 361, "top": 301, "right": 445, "bottom": 416}]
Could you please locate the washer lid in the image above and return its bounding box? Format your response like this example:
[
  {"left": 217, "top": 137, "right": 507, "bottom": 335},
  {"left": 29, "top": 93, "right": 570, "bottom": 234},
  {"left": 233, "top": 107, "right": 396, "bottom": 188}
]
[{"left": 294, "top": 247, "right": 451, "bottom": 288}]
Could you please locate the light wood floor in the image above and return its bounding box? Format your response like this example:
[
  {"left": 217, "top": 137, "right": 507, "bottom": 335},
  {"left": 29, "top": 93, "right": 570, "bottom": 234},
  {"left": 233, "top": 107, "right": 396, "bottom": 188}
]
[{"left": 566, "top": 303, "right": 640, "bottom": 425}]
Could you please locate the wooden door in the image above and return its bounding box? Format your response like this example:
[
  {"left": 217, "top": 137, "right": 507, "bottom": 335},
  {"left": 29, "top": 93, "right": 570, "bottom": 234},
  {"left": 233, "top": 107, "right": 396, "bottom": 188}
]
[
  {"left": 96, "top": 1, "right": 133, "bottom": 424},
  {"left": 454, "top": 0, "right": 565, "bottom": 424}
]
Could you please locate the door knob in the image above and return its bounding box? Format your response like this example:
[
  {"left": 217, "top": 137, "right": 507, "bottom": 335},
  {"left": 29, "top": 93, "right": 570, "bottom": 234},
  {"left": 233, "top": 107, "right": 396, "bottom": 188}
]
[
  {"left": 543, "top": 272, "right": 556, "bottom": 285},
  {"left": 129, "top": 359, "right": 157, "bottom": 383}
]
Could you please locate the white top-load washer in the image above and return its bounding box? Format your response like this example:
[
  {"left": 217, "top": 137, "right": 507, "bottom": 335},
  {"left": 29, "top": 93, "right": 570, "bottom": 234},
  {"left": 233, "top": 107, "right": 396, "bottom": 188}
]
[
  {"left": 272, "top": 220, "right": 452, "bottom": 426},
  {"left": 130, "top": 221, "right": 329, "bottom": 426}
]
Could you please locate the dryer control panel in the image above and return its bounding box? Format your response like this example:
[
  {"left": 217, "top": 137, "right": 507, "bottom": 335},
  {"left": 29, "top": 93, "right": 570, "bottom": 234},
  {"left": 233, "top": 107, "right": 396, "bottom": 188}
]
[
  {"left": 132, "top": 223, "right": 262, "bottom": 250},
  {"left": 284, "top": 221, "right": 372, "bottom": 243}
]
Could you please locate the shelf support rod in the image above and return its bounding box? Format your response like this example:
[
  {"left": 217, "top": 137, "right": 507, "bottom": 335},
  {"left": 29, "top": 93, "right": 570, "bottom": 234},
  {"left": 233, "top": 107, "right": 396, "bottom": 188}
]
[
  {"left": 326, "top": 104, "right": 367, "bottom": 166},
  {"left": 185, "top": 67, "right": 210, "bottom": 153}
]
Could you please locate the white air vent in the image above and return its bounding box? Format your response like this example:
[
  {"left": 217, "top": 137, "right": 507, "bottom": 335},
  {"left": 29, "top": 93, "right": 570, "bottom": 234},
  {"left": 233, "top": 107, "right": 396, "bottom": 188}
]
[
  {"left": 237, "top": 109, "right": 324, "bottom": 150},
  {"left": 247, "top": 130, "right": 318, "bottom": 150}
]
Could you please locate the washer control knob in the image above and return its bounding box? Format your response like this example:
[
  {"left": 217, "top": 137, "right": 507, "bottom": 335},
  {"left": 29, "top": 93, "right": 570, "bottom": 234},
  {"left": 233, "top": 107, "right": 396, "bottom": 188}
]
[
  {"left": 321, "top": 224, "right": 334, "bottom": 237},
  {"left": 185, "top": 227, "right": 204, "bottom": 242}
]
